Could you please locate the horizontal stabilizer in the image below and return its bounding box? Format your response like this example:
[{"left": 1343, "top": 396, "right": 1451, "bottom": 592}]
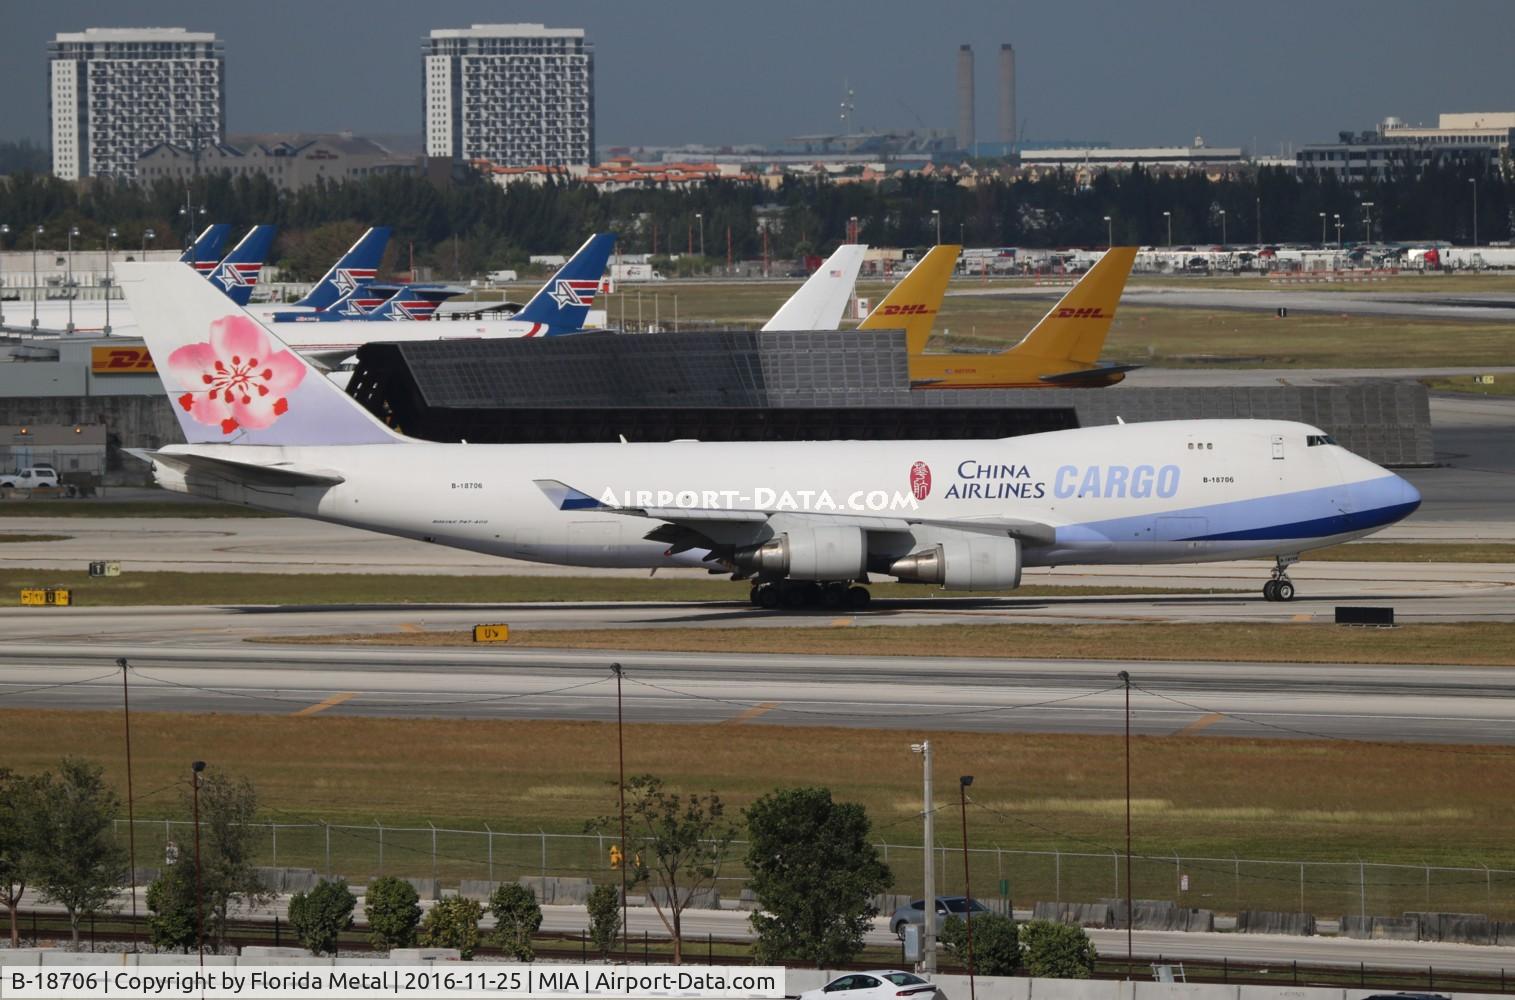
[
  {"left": 149, "top": 451, "right": 346, "bottom": 487},
  {"left": 1038, "top": 364, "right": 1143, "bottom": 384}
]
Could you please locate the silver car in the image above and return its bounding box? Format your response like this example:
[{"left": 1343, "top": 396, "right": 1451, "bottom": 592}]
[{"left": 888, "top": 896, "right": 990, "bottom": 937}]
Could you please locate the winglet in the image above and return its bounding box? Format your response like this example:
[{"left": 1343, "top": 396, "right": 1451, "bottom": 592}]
[
  {"left": 514, "top": 233, "right": 617, "bottom": 334},
  {"left": 761, "top": 244, "right": 867, "bottom": 331},
  {"left": 858, "top": 244, "right": 961, "bottom": 353},
  {"left": 533, "top": 479, "right": 608, "bottom": 511}
]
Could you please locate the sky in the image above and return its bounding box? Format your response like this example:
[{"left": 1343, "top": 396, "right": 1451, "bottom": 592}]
[{"left": 9, "top": 0, "right": 1515, "bottom": 155}]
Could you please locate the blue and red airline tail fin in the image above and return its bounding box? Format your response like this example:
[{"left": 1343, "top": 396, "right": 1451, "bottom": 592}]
[
  {"left": 369, "top": 285, "right": 441, "bottom": 322},
  {"left": 179, "top": 224, "right": 232, "bottom": 276},
  {"left": 513, "top": 233, "right": 616, "bottom": 334},
  {"left": 294, "top": 226, "right": 392, "bottom": 311},
  {"left": 208, "top": 226, "right": 277, "bottom": 307}
]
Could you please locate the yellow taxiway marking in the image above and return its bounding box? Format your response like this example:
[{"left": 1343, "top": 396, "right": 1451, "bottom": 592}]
[
  {"left": 725, "top": 702, "right": 780, "bottom": 724},
  {"left": 831, "top": 617, "right": 855, "bottom": 627},
  {"left": 400, "top": 623, "right": 423, "bottom": 633},
  {"left": 1291, "top": 613, "right": 1313, "bottom": 623},
  {"left": 292, "top": 692, "right": 356, "bottom": 717},
  {"left": 1178, "top": 712, "right": 1225, "bottom": 736}
]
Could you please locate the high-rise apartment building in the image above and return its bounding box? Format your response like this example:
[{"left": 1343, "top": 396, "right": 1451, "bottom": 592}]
[
  {"left": 423, "top": 23, "right": 595, "bottom": 167},
  {"left": 49, "top": 27, "right": 224, "bottom": 182}
]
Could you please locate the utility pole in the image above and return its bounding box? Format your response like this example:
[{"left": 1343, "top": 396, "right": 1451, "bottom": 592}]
[
  {"left": 118, "top": 658, "right": 137, "bottom": 942},
  {"left": 912, "top": 741, "right": 936, "bottom": 973},
  {"left": 1118, "top": 672, "right": 1133, "bottom": 976},
  {"left": 612, "top": 664, "right": 629, "bottom": 961}
]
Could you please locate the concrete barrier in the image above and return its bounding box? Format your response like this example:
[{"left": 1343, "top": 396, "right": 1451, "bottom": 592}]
[
  {"left": 404, "top": 877, "right": 440, "bottom": 900},
  {"left": 1033, "top": 901, "right": 1116, "bottom": 928},
  {"left": 388, "top": 948, "right": 462, "bottom": 962},
  {"left": 736, "top": 889, "right": 759, "bottom": 911},
  {"left": 458, "top": 879, "right": 501, "bottom": 900},
  {"left": 1497, "top": 921, "right": 1515, "bottom": 946},
  {"left": 1235, "top": 911, "right": 1316, "bottom": 935},
  {"left": 252, "top": 867, "right": 319, "bottom": 893},
  {"left": 1404, "top": 910, "right": 1493, "bottom": 944},
  {"left": 240, "top": 947, "right": 309, "bottom": 959},
  {"left": 647, "top": 886, "right": 719, "bottom": 910},
  {"left": 517, "top": 876, "right": 593, "bottom": 905}
]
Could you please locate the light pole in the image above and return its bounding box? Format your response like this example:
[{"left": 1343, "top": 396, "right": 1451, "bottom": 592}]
[
  {"left": 911, "top": 740, "right": 936, "bottom": 973},
  {"left": 1334, "top": 213, "right": 1342, "bottom": 250},
  {"left": 66, "top": 226, "right": 79, "bottom": 333},
  {"left": 191, "top": 760, "right": 206, "bottom": 965},
  {"left": 1103, "top": 215, "right": 1113, "bottom": 248},
  {"left": 142, "top": 227, "right": 156, "bottom": 261},
  {"left": 1362, "top": 202, "right": 1375, "bottom": 244},
  {"left": 0, "top": 224, "right": 9, "bottom": 327},
  {"left": 612, "top": 663, "right": 629, "bottom": 960},
  {"left": 958, "top": 775, "right": 976, "bottom": 1000},
  {"left": 695, "top": 213, "right": 704, "bottom": 258},
  {"left": 931, "top": 209, "right": 941, "bottom": 245},
  {"left": 118, "top": 658, "right": 138, "bottom": 942},
  {"left": 180, "top": 202, "right": 205, "bottom": 265},
  {"left": 30, "top": 225, "right": 42, "bottom": 330},
  {"left": 1218, "top": 209, "right": 1226, "bottom": 247},
  {"left": 1118, "top": 671, "right": 1133, "bottom": 977},
  {"left": 1319, "top": 212, "right": 1327, "bottom": 247},
  {"left": 1255, "top": 196, "right": 1261, "bottom": 244},
  {"left": 1163, "top": 210, "right": 1172, "bottom": 248},
  {"left": 104, "top": 228, "right": 117, "bottom": 335},
  {"left": 1469, "top": 178, "right": 1478, "bottom": 247}
]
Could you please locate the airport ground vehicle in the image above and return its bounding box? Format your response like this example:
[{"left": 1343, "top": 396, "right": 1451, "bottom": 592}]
[
  {"left": 796, "top": 971, "right": 938, "bottom": 1000},
  {"left": 0, "top": 467, "right": 60, "bottom": 489},
  {"left": 888, "top": 896, "right": 989, "bottom": 938},
  {"left": 116, "top": 262, "right": 1420, "bottom": 609}
]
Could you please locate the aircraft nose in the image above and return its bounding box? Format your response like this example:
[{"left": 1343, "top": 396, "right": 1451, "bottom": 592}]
[{"left": 1395, "top": 473, "right": 1422, "bottom": 515}]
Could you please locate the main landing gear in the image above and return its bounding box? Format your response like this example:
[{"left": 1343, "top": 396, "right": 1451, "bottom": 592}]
[
  {"left": 750, "top": 580, "right": 871, "bottom": 610},
  {"left": 1262, "top": 554, "right": 1299, "bottom": 602}
]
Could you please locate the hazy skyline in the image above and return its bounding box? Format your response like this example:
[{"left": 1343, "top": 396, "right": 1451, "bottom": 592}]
[{"left": 10, "top": 1, "right": 1515, "bottom": 156}]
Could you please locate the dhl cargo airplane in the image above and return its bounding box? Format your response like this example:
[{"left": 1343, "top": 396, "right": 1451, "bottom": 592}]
[
  {"left": 860, "top": 245, "right": 1139, "bottom": 388},
  {"left": 116, "top": 260, "right": 1418, "bottom": 610}
]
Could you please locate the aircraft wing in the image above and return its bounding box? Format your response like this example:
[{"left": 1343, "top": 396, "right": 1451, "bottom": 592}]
[
  {"left": 533, "top": 479, "right": 1055, "bottom": 555},
  {"left": 137, "top": 450, "right": 346, "bottom": 487}
]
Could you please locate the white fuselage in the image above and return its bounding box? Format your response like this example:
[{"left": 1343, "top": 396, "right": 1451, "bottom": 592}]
[{"left": 150, "top": 420, "right": 1419, "bottom": 577}]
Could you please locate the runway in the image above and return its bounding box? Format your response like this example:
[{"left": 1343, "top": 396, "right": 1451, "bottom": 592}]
[{"left": 3, "top": 631, "right": 1514, "bottom": 742}]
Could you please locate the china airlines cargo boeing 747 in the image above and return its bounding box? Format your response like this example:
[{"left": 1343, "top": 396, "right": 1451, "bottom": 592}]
[{"left": 117, "top": 262, "right": 1419, "bottom": 609}]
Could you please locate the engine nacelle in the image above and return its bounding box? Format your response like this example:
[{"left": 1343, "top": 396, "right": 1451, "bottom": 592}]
[
  {"left": 740, "top": 526, "right": 867, "bottom": 580},
  {"left": 890, "top": 536, "right": 1022, "bottom": 591}
]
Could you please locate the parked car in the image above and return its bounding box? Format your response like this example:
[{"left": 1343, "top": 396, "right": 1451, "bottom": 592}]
[
  {"left": 0, "top": 467, "right": 60, "bottom": 490},
  {"left": 795, "top": 970, "right": 937, "bottom": 1000},
  {"left": 888, "top": 895, "right": 990, "bottom": 937}
]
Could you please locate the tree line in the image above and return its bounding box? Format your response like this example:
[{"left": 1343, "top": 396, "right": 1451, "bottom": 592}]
[
  {"left": 2, "top": 763, "right": 1097, "bottom": 975},
  {"left": 0, "top": 161, "right": 1510, "bottom": 282}
]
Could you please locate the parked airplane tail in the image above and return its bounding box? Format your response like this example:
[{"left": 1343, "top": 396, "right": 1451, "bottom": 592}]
[
  {"left": 209, "top": 225, "right": 277, "bottom": 307},
  {"left": 114, "top": 262, "right": 400, "bottom": 447},
  {"left": 857, "top": 244, "right": 961, "bottom": 353},
  {"left": 294, "top": 226, "right": 393, "bottom": 311},
  {"left": 370, "top": 285, "right": 442, "bottom": 321},
  {"left": 179, "top": 224, "right": 232, "bottom": 276},
  {"left": 1008, "top": 246, "right": 1137, "bottom": 367},
  {"left": 761, "top": 244, "right": 867, "bottom": 332},
  {"left": 513, "top": 233, "right": 617, "bottom": 335}
]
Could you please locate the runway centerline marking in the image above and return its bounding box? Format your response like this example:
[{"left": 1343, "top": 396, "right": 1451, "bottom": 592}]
[
  {"left": 1177, "top": 713, "right": 1225, "bottom": 736},
  {"left": 724, "top": 702, "right": 779, "bottom": 724},
  {"left": 292, "top": 692, "right": 356, "bottom": 717}
]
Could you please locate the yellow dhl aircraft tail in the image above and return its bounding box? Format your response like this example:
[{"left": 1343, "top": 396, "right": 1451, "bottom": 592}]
[
  {"left": 911, "top": 246, "right": 1139, "bottom": 388},
  {"left": 857, "top": 244, "right": 961, "bottom": 354}
]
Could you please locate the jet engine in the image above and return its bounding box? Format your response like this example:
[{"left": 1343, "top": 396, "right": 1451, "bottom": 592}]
[
  {"left": 889, "top": 536, "right": 1021, "bottom": 590},
  {"left": 738, "top": 526, "right": 867, "bottom": 580}
]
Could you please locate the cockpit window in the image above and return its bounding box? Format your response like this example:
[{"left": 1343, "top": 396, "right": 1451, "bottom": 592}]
[{"left": 1306, "top": 434, "right": 1337, "bottom": 447}]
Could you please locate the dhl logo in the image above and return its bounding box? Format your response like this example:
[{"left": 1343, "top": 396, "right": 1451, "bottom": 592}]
[
  {"left": 1055, "top": 307, "right": 1107, "bottom": 319},
  {"left": 877, "top": 303, "right": 935, "bottom": 316},
  {"left": 90, "top": 346, "right": 157, "bottom": 374}
]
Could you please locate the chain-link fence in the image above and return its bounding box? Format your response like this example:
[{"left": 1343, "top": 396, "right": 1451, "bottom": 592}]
[{"left": 113, "top": 820, "right": 1515, "bottom": 919}]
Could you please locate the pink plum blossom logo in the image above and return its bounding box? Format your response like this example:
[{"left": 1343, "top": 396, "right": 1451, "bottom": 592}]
[{"left": 167, "top": 316, "right": 305, "bottom": 436}]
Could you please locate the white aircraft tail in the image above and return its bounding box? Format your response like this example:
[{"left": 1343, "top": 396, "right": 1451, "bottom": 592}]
[
  {"left": 760, "top": 244, "right": 867, "bottom": 331},
  {"left": 114, "top": 262, "right": 401, "bottom": 447}
]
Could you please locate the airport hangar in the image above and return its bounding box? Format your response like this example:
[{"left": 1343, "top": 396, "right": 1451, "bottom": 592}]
[{"left": 0, "top": 328, "right": 1435, "bottom": 472}]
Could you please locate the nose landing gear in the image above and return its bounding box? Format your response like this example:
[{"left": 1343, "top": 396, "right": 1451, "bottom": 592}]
[{"left": 1262, "top": 554, "right": 1299, "bottom": 602}]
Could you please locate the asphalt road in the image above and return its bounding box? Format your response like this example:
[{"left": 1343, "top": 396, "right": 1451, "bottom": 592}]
[{"left": 3, "top": 637, "right": 1514, "bottom": 742}]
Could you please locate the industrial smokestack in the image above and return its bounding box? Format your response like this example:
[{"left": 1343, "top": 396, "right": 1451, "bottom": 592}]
[
  {"left": 999, "top": 44, "right": 1016, "bottom": 149},
  {"left": 957, "top": 45, "right": 975, "bottom": 153}
]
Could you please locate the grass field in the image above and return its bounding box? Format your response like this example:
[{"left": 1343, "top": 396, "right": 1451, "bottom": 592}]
[
  {"left": 0, "top": 500, "right": 282, "bottom": 518},
  {"left": 0, "top": 533, "right": 68, "bottom": 543},
  {"left": 1422, "top": 375, "right": 1515, "bottom": 397},
  {"left": 272, "top": 622, "right": 1515, "bottom": 667},
  {"left": 1309, "top": 541, "right": 1515, "bottom": 562},
  {"left": 3, "top": 709, "right": 1512, "bottom": 916},
  {"left": 0, "top": 568, "right": 1219, "bottom": 606},
  {"left": 563, "top": 276, "right": 1515, "bottom": 369}
]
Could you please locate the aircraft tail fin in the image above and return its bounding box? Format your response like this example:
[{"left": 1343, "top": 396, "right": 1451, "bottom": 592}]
[
  {"left": 208, "top": 225, "right": 277, "bottom": 307},
  {"left": 514, "top": 233, "right": 617, "bottom": 334},
  {"left": 179, "top": 224, "right": 232, "bottom": 276},
  {"left": 1008, "top": 247, "right": 1136, "bottom": 366},
  {"left": 761, "top": 244, "right": 867, "bottom": 331},
  {"left": 114, "top": 262, "right": 401, "bottom": 447},
  {"left": 294, "top": 226, "right": 393, "bottom": 310},
  {"left": 857, "top": 244, "right": 961, "bottom": 353},
  {"left": 369, "top": 285, "right": 440, "bottom": 322}
]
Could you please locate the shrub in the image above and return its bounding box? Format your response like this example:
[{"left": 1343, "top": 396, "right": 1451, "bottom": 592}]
[
  {"left": 287, "top": 879, "right": 355, "bottom": 956},
  {"left": 364, "top": 877, "right": 422, "bottom": 951},
  {"left": 418, "top": 896, "right": 482, "bottom": 960},
  {"left": 488, "top": 883, "right": 543, "bottom": 961},
  {"left": 1019, "top": 919, "right": 1098, "bottom": 978}
]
